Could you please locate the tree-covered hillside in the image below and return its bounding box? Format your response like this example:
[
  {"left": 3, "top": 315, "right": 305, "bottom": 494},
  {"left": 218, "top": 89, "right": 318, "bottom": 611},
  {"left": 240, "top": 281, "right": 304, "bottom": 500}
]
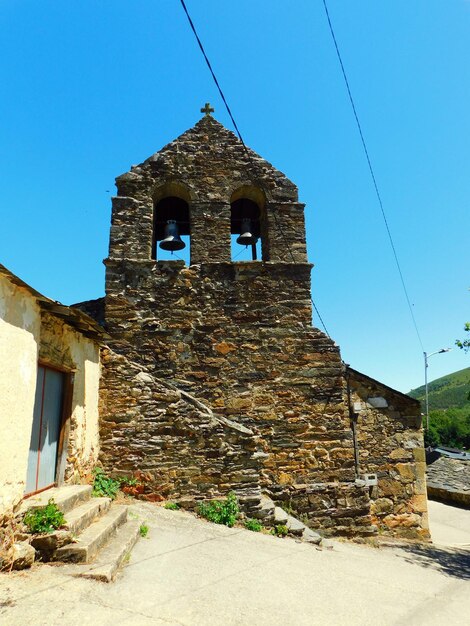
[
  {"left": 408, "top": 367, "right": 470, "bottom": 449},
  {"left": 409, "top": 367, "right": 470, "bottom": 410}
]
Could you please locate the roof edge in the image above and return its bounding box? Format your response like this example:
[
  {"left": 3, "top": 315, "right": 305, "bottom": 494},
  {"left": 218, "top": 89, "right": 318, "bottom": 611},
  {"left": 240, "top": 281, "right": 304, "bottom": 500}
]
[
  {"left": 0, "top": 263, "right": 108, "bottom": 342},
  {"left": 347, "top": 366, "right": 420, "bottom": 406}
]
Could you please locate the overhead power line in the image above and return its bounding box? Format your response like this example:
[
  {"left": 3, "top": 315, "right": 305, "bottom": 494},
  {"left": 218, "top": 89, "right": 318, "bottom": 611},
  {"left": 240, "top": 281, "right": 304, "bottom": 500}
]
[
  {"left": 179, "top": 0, "right": 248, "bottom": 151},
  {"left": 179, "top": 0, "right": 331, "bottom": 337},
  {"left": 321, "top": 0, "right": 425, "bottom": 352}
]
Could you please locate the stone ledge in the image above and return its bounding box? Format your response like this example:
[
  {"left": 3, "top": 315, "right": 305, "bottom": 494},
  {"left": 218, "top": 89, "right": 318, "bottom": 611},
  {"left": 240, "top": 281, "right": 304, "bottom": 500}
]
[{"left": 427, "top": 483, "right": 470, "bottom": 508}]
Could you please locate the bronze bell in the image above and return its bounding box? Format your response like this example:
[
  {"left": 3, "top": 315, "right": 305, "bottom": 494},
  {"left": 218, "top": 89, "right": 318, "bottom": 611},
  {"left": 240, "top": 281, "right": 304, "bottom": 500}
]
[
  {"left": 159, "top": 220, "right": 185, "bottom": 252},
  {"left": 236, "top": 218, "right": 258, "bottom": 247}
]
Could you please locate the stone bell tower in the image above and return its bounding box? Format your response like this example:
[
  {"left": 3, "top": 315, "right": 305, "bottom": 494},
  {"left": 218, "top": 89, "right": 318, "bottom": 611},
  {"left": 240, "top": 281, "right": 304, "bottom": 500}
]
[
  {"left": 104, "top": 107, "right": 355, "bottom": 491},
  {"left": 95, "top": 106, "right": 429, "bottom": 540}
]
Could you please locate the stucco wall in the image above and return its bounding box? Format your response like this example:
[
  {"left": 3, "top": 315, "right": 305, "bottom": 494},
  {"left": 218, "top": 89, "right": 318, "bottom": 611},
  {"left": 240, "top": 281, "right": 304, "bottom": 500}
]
[
  {"left": 0, "top": 276, "right": 101, "bottom": 524},
  {"left": 0, "top": 278, "right": 40, "bottom": 521}
]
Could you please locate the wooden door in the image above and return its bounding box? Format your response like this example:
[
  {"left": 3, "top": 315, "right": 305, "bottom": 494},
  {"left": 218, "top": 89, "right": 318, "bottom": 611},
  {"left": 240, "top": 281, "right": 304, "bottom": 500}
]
[{"left": 25, "top": 365, "right": 65, "bottom": 495}]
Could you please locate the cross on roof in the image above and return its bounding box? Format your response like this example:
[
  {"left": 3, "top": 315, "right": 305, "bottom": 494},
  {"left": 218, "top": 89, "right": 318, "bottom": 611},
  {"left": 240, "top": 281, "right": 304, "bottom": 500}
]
[{"left": 200, "top": 102, "right": 214, "bottom": 117}]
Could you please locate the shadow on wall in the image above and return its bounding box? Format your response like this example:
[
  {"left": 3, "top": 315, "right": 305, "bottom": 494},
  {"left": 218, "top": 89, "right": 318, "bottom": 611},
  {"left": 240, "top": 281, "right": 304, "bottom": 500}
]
[{"left": 396, "top": 544, "right": 470, "bottom": 580}]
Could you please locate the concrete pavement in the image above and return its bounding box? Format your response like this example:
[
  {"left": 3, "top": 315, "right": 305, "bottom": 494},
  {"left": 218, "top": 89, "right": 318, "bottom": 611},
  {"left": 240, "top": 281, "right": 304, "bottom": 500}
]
[{"left": 1, "top": 500, "right": 469, "bottom": 625}]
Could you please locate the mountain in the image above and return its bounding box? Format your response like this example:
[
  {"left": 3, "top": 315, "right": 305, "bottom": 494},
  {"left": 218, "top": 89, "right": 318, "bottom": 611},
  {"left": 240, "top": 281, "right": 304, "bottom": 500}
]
[{"left": 408, "top": 367, "right": 470, "bottom": 410}]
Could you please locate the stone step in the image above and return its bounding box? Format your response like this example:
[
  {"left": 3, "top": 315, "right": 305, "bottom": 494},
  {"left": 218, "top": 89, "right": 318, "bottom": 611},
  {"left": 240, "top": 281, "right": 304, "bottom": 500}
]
[
  {"left": 76, "top": 520, "right": 141, "bottom": 583},
  {"left": 286, "top": 514, "right": 305, "bottom": 536},
  {"left": 302, "top": 527, "right": 322, "bottom": 545},
  {"left": 53, "top": 506, "right": 128, "bottom": 563},
  {"left": 274, "top": 506, "right": 289, "bottom": 525},
  {"left": 64, "top": 497, "right": 111, "bottom": 535},
  {"left": 20, "top": 485, "right": 92, "bottom": 516}
]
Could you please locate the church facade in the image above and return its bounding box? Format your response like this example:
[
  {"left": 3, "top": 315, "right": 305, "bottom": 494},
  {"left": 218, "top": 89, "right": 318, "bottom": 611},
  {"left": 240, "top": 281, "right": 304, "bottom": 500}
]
[{"left": 78, "top": 111, "right": 428, "bottom": 540}]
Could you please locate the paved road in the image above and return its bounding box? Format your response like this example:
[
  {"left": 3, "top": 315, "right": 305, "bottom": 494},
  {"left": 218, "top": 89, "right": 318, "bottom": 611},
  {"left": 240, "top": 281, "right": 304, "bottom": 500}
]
[
  {"left": 1, "top": 500, "right": 469, "bottom": 625},
  {"left": 428, "top": 499, "right": 470, "bottom": 548}
]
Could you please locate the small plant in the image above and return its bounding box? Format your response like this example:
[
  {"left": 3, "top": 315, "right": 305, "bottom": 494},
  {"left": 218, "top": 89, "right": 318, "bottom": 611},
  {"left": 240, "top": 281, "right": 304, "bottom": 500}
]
[
  {"left": 197, "top": 491, "right": 239, "bottom": 528},
  {"left": 139, "top": 523, "right": 149, "bottom": 538},
  {"left": 271, "top": 524, "right": 289, "bottom": 537},
  {"left": 164, "top": 502, "right": 180, "bottom": 510},
  {"left": 92, "top": 467, "right": 120, "bottom": 500},
  {"left": 120, "top": 477, "right": 138, "bottom": 487},
  {"left": 23, "top": 499, "right": 66, "bottom": 534},
  {"left": 120, "top": 477, "right": 145, "bottom": 496},
  {"left": 245, "top": 518, "right": 262, "bottom": 532}
]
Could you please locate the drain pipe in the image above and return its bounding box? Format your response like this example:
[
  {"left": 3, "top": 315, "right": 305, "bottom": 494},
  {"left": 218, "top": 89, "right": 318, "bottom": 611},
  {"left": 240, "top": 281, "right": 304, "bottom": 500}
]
[{"left": 345, "top": 364, "right": 360, "bottom": 478}]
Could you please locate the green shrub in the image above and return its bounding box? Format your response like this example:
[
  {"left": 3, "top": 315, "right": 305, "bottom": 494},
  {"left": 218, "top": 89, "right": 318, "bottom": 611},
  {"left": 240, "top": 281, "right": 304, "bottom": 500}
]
[
  {"left": 271, "top": 524, "right": 288, "bottom": 537},
  {"left": 92, "top": 468, "right": 120, "bottom": 499},
  {"left": 245, "top": 518, "right": 262, "bottom": 532},
  {"left": 139, "top": 523, "right": 149, "bottom": 538},
  {"left": 164, "top": 502, "right": 180, "bottom": 510},
  {"left": 23, "top": 499, "right": 65, "bottom": 534},
  {"left": 197, "top": 492, "right": 239, "bottom": 527}
]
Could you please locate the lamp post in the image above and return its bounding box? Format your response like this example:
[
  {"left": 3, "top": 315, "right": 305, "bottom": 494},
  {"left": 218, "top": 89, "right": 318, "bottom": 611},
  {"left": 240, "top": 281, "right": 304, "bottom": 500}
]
[{"left": 423, "top": 348, "right": 451, "bottom": 431}]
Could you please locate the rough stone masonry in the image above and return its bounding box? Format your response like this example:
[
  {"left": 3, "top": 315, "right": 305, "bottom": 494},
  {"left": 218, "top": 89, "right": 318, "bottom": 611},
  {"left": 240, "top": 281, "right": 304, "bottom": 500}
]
[{"left": 78, "top": 112, "right": 429, "bottom": 540}]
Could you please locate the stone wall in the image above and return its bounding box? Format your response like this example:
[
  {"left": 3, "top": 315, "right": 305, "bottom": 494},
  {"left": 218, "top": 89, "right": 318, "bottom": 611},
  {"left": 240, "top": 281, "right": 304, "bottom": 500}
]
[
  {"left": 348, "top": 369, "right": 429, "bottom": 540},
  {"left": 98, "top": 347, "right": 263, "bottom": 516},
  {"left": 73, "top": 297, "right": 105, "bottom": 326},
  {"left": 104, "top": 260, "right": 356, "bottom": 491},
  {"left": 271, "top": 482, "right": 374, "bottom": 538}
]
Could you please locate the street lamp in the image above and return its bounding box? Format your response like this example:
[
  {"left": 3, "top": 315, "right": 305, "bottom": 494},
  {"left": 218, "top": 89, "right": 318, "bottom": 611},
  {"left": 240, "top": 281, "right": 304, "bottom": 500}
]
[{"left": 423, "top": 348, "right": 451, "bottom": 431}]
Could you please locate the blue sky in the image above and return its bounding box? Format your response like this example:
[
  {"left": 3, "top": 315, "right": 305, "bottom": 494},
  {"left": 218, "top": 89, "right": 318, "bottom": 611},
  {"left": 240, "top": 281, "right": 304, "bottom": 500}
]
[{"left": 1, "top": 0, "right": 469, "bottom": 392}]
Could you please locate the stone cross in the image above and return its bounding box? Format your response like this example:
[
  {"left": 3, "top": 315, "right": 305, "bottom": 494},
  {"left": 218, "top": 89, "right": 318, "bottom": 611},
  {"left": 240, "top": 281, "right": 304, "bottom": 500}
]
[{"left": 200, "top": 102, "right": 214, "bottom": 117}]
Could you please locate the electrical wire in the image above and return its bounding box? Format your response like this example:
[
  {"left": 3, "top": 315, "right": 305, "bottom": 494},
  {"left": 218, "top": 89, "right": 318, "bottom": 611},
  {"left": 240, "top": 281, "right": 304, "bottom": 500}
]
[
  {"left": 321, "top": 0, "right": 424, "bottom": 351},
  {"left": 179, "top": 0, "right": 248, "bottom": 151},
  {"left": 179, "top": 0, "right": 331, "bottom": 337}
]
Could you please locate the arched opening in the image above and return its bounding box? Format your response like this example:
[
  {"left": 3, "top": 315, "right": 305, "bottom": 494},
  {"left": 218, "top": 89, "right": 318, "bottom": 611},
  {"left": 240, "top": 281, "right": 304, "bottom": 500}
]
[
  {"left": 230, "top": 187, "right": 266, "bottom": 261},
  {"left": 152, "top": 196, "right": 190, "bottom": 263}
]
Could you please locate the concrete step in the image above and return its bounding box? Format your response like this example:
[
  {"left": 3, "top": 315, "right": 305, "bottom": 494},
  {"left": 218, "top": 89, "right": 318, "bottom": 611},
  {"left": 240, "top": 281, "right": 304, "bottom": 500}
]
[
  {"left": 64, "top": 497, "right": 111, "bottom": 536},
  {"left": 54, "top": 506, "right": 128, "bottom": 563},
  {"left": 20, "top": 485, "right": 92, "bottom": 516},
  {"left": 76, "top": 520, "right": 141, "bottom": 583}
]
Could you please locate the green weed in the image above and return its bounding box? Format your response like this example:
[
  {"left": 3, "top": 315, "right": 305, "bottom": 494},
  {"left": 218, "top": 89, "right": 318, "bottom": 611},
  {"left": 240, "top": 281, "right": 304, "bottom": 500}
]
[
  {"left": 244, "top": 518, "right": 262, "bottom": 532},
  {"left": 92, "top": 468, "right": 120, "bottom": 500},
  {"left": 23, "top": 499, "right": 65, "bottom": 534},
  {"left": 139, "top": 523, "right": 149, "bottom": 538},
  {"left": 271, "top": 524, "right": 289, "bottom": 537},
  {"left": 120, "top": 477, "right": 138, "bottom": 487},
  {"left": 164, "top": 502, "right": 180, "bottom": 510},
  {"left": 197, "top": 492, "right": 239, "bottom": 528}
]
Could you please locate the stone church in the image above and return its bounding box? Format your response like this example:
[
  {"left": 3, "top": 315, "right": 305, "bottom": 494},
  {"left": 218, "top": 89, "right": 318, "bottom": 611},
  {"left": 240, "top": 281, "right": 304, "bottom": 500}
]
[
  {"left": 0, "top": 107, "right": 429, "bottom": 545},
  {"left": 75, "top": 108, "right": 428, "bottom": 540}
]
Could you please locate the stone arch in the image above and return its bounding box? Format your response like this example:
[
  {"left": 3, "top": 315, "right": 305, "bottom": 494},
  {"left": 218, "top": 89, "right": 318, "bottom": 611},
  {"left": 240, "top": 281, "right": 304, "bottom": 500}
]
[
  {"left": 230, "top": 184, "right": 266, "bottom": 208},
  {"left": 230, "top": 185, "right": 268, "bottom": 261},
  {"left": 152, "top": 181, "right": 193, "bottom": 204},
  {"left": 152, "top": 182, "right": 192, "bottom": 261}
]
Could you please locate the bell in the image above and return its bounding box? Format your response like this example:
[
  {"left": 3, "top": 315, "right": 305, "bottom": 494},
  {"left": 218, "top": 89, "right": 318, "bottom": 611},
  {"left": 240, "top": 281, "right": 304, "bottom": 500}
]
[
  {"left": 159, "top": 220, "right": 185, "bottom": 252},
  {"left": 236, "top": 218, "right": 257, "bottom": 247}
]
